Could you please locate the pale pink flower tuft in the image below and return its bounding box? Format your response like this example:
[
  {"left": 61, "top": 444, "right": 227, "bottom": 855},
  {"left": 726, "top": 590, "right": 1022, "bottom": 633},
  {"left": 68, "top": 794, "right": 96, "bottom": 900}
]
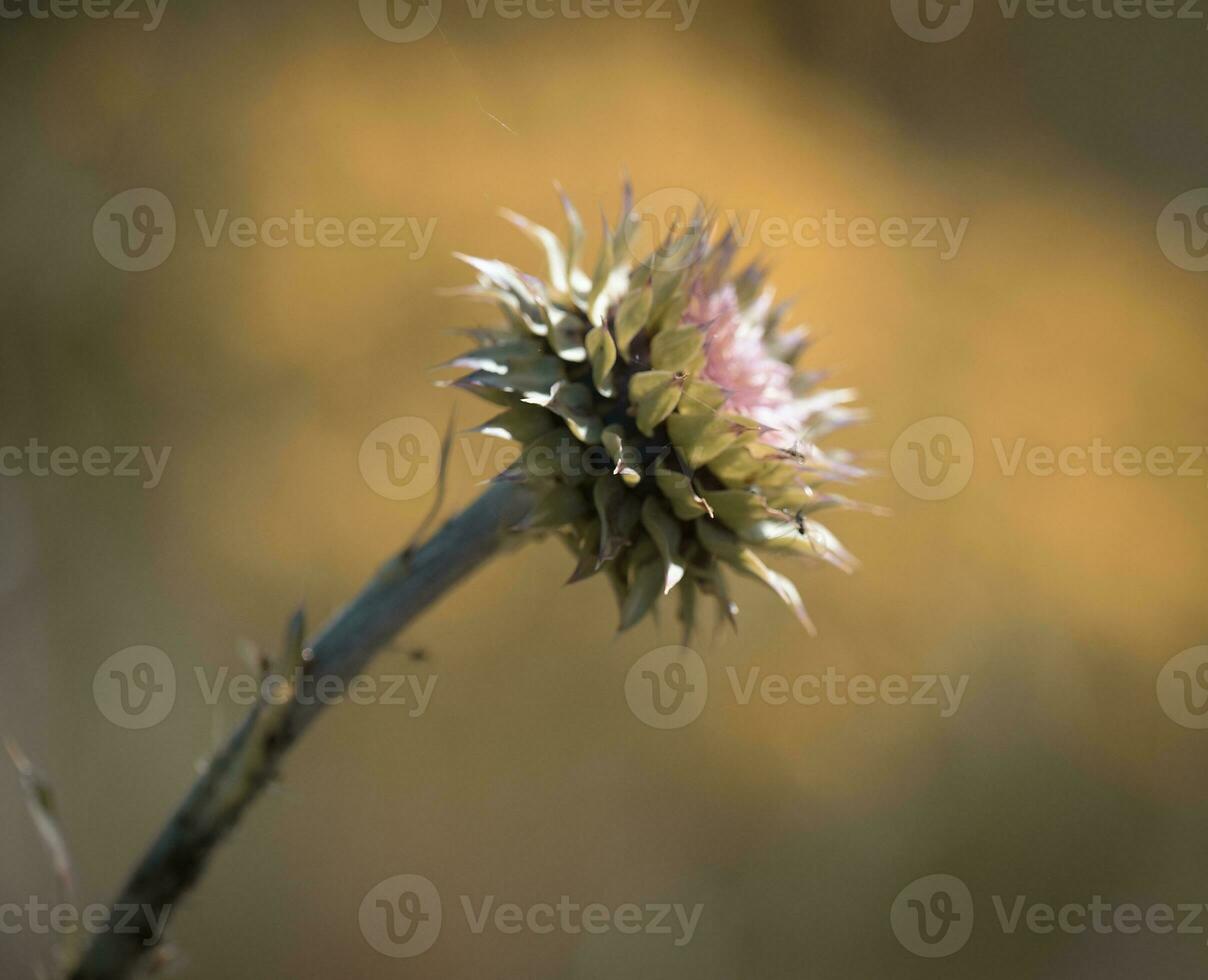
[{"left": 685, "top": 282, "right": 805, "bottom": 448}]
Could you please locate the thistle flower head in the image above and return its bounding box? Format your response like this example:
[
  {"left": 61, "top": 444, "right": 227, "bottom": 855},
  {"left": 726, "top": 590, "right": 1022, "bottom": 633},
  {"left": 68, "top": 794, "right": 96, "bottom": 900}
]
[{"left": 441, "top": 184, "right": 870, "bottom": 637}]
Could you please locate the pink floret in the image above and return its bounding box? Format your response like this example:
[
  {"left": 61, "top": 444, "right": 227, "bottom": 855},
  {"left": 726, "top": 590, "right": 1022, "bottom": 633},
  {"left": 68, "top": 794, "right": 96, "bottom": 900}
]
[{"left": 684, "top": 283, "right": 806, "bottom": 447}]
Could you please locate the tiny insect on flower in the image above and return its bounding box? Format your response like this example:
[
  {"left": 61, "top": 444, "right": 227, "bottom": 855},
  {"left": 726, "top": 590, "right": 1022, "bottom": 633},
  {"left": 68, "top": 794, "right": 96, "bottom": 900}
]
[{"left": 438, "top": 183, "right": 874, "bottom": 638}]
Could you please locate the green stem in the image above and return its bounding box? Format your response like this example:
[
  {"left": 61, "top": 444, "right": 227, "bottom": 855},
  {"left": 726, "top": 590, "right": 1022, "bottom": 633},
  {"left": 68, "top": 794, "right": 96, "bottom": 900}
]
[{"left": 68, "top": 479, "right": 534, "bottom": 980}]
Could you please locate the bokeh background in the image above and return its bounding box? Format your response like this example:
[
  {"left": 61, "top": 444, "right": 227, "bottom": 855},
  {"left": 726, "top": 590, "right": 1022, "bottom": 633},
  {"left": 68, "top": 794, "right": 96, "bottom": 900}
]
[{"left": 3, "top": 1, "right": 1208, "bottom": 976}]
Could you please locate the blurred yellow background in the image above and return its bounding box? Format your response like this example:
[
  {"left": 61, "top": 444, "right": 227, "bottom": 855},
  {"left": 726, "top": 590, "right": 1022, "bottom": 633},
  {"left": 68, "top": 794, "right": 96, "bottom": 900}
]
[{"left": 2, "top": 1, "right": 1207, "bottom": 977}]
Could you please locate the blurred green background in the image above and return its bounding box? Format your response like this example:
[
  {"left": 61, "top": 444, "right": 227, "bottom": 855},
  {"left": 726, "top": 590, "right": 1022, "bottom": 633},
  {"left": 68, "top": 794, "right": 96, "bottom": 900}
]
[{"left": 2, "top": 1, "right": 1208, "bottom": 976}]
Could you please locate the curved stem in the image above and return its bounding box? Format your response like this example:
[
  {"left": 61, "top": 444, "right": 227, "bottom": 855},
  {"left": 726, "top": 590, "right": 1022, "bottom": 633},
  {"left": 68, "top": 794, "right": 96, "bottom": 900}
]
[{"left": 68, "top": 479, "right": 534, "bottom": 980}]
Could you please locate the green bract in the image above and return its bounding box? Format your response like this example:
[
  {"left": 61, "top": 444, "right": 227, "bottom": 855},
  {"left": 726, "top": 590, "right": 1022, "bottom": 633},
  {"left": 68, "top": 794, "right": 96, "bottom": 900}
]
[{"left": 441, "top": 186, "right": 870, "bottom": 637}]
